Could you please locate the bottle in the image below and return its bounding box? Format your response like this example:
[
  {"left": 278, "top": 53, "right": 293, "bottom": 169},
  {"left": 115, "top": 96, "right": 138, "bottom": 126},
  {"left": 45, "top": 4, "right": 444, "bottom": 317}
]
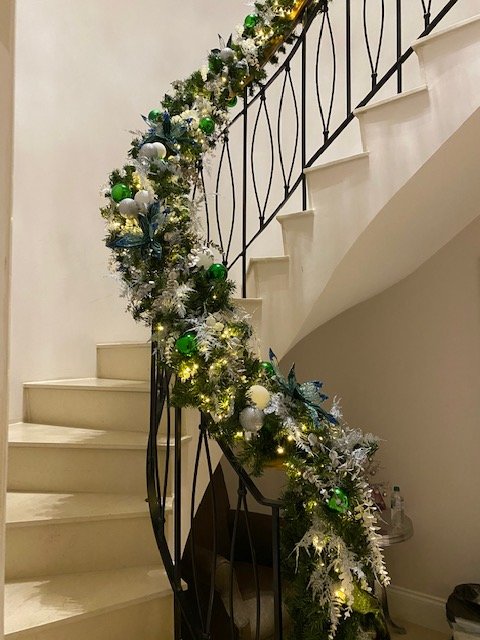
[{"left": 390, "top": 485, "right": 405, "bottom": 529}]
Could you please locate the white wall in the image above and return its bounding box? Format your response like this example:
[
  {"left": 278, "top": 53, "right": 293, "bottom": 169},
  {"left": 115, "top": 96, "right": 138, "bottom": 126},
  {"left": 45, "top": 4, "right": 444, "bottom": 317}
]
[
  {"left": 9, "top": 0, "right": 247, "bottom": 420},
  {"left": 0, "top": 0, "right": 15, "bottom": 635},
  {"left": 285, "top": 214, "right": 480, "bottom": 603}
]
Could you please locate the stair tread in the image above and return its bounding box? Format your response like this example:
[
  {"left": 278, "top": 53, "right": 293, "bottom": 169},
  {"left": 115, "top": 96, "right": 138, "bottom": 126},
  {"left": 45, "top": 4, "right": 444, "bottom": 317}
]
[
  {"left": 24, "top": 377, "right": 150, "bottom": 392},
  {"left": 6, "top": 491, "right": 172, "bottom": 526},
  {"left": 277, "top": 208, "right": 314, "bottom": 223},
  {"left": 4, "top": 564, "right": 170, "bottom": 636},
  {"left": 412, "top": 12, "right": 480, "bottom": 49},
  {"left": 8, "top": 422, "right": 190, "bottom": 450},
  {"left": 353, "top": 85, "right": 428, "bottom": 116},
  {"left": 304, "top": 151, "right": 369, "bottom": 174}
]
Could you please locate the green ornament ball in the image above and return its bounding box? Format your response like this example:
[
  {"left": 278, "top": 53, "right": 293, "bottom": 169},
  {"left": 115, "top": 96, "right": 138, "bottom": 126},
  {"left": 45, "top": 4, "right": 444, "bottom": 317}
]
[
  {"left": 111, "top": 183, "right": 132, "bottom": 203},
  {"left": 175, "top": 331, "right": 198, "bottom": 356},
  {"left": 199, "top": 116, "right": 215, "bottom": 136},
  {"left": 328, "top": 488, "right": 349, "bottom": 514},
  {"left": 227, "top": 96, "right": 238, "bottom": 108},
  {"left": 260, "top": 361, "right": 275, "bottom": 377},
  {"left": 207, "top": 263, "right": 228, "bottom": 281},
  {"left": 244, "top": 14, "right": 259, "bottom": 29},
  {"left": 148, "top": 109, "right": 162, "bottom": 122}
]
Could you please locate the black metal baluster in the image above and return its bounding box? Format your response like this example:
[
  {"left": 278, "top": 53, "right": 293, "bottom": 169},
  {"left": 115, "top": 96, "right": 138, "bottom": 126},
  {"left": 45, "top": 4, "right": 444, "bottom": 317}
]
[
  {"left": 215, "top": 133, "right": 237, "bottom": 265},
  {"left": 202, "top": 430, "right": 218, "bottom": 639},
  {"left": 277, "top": 63, "right": 299, "bottom": 198},
  {"left": 315, "top": 3, "right": 337, "bottom": 142},
  {"left": 363, "top": 0, "right": 386, "bottom": 89},
  {"left": 241, "top": 491, "right": 261, "bottom": 640},
  {"left": 199, "top": 164, "right": 211, "bottom": 243},
  {"left": 242, "top": 86, "right": 248, "bottom": 298},
  {"left": 174, "top": 406, "right": 182, "bottom": 640},
  {"left": 229, "top": 482, "right": 242, "bottom": 639},
  {"left": 396, "top": 0, "right": 402, "bottom": 93},
  {"left": 272, "top": 506, "right": 283, "bottom": 640},
  {"left": 214, "top": 136, "right": 230, "bottom": 262},
  {"left": 301, "top": 22, "right": 307, "bottom": 210},
  {"left": 251, "top": 90, "right": 275, "bottom": 226},
  {"left": 190, "top": 428, "right": 206, "bottom": 633},
  {"left": 346, "top": 0, "right": 352, "bottom": 115},
  {"left": 421, "top": 0, "right": 433, "bottom": 28}
]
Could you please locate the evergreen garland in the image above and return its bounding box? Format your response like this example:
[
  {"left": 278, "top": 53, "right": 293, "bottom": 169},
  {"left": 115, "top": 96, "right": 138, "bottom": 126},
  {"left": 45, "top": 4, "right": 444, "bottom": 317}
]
[{"left": 101, "top": 0, "right": 390, "bottom": 637}]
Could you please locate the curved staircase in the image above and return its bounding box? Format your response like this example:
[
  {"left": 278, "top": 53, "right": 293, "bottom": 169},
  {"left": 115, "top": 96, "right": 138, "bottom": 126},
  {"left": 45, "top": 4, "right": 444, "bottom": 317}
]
[
  {"left": 5, "top": 10, "right": 480, "bottom": 640},
  {"left": 245, "top": 15, "right": 480, "bottom": 361}
]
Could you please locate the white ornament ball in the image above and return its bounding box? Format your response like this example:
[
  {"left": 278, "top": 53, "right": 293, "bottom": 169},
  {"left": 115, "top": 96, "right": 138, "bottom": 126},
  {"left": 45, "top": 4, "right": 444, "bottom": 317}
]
[
  {"left": 214, "top": 322, "right": 224, "bottom": 333},
  {"left": 118, "top": 198, "right": 139, "bottom": 218},
  {"left": 138, "top": 143, "right": 156, "bottom": 159},
  {"left": 134, "top": 190, "right": 155, "bottom": 207},
  {"left": 239, "top": 407, "right": 265, "bottom": 440},
  {"left": 246, "top": 385, "right": 271, "bottom": 410},
  {"left": 220, "top": 47, "right": 235, "bottom": 63},
  {"left": 151, "top": 142, "right": 167, "bottom": 159},
  {"left": 205, "top": 315, "right": 217, "bottom": 328}
]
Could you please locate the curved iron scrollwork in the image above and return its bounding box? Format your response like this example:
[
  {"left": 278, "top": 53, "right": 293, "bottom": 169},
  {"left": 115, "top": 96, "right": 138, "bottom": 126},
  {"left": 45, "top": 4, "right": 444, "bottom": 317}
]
[
  {"left": 147, "top": 2, "right": 462, "bottom": 638},
  {"left": 194, "top": 0, "right": 460, "bottom": 296}
]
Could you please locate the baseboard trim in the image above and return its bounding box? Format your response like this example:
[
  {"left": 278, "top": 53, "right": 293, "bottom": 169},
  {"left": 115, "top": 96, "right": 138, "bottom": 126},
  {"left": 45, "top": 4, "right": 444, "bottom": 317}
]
[{"left": 388, "top": 585, "right": 450, "bottom": 634}]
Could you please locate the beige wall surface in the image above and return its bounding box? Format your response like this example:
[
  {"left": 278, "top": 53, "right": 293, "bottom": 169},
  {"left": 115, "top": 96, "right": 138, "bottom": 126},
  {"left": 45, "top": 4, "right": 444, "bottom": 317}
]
[
  {"left": 0, "top": 0, "right": 15, "bottom": 635},
  {"left": 9, "top": 0, "right": 247, "bottom": 420},
  {"left": 285, "top": 214, "right": 480, "bottom": 599}
]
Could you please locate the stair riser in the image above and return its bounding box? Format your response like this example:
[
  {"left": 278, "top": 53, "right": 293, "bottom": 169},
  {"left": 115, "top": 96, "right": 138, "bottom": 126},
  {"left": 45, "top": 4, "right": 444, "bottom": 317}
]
[
  {"left": 97, "top": 345, "right": 150, "bottom": 381},
  {"left": 6, "top": 516, "right": 170, "bottom": 580},
  {"left": 24, "top": 388, "right": 150, "bottom": 431},
  {"left": 5, "top": 595, "right": 173, "bottom": 640},
  {"left": 7, "top": 446, "right": 175, "bottom": 495}
]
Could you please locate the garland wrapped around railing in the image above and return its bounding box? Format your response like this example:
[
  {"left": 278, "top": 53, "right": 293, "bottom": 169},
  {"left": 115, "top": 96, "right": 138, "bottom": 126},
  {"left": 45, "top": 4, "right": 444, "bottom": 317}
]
[{"left": 100, "top": 0, "right": 390, "bottom": 637}]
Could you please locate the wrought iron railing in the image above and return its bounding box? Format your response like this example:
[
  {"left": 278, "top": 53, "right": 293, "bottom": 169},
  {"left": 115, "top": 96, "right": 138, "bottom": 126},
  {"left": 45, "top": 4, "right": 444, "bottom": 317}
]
[
  {"left": 147, "top": 2, "right": 462, "bottom": 638},
  {"left": 193, "top": 0, "right": 461, "bottom": 296}
]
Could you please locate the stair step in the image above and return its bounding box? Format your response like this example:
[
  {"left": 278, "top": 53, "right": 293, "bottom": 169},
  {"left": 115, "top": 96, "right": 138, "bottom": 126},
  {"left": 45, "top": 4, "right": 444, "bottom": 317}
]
[
  {"left": 5, "top": 492, "right": 171, "bottom": 579},
  {"left": 412, "top": 13, "right": 480, "bottom": 50},
  {"left": 276, "top": 208, "right": 314, "bottom": 224},
  {"left": 353, "top": 85, "right": 428, "bottom": 117},
  {"left": 24, "top": 378, "right": 150, "bottom": 431},
  {"left": 303, "top": 151, "right": 369, "bottom": 174},
  {"left": 8, "top": 422, "right": 190, "bottom": 494},
  {"left": 5, "top": 565, "right": 173, "bottom": 639},
  {"left": 97, "top": 341, "right": 150, "bottom": 381}
]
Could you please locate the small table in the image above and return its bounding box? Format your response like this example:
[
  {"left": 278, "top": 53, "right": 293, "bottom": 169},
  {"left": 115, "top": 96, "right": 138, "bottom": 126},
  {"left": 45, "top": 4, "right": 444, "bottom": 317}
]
[{"left": 377, "top": 512, "right": 414, "bottom": 635}]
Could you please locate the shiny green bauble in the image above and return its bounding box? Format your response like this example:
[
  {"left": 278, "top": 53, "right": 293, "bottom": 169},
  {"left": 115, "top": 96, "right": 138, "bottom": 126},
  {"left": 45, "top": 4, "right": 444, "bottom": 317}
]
[
  {"left": 207, "top": 263, "right": 228, "bottom": 281},
  {"left": 244, "top": 14, "right": 259, "bottom": 29},
  {"left": 328, "top": 488, "right": 349, "bottom": 514},
  {"left": 199, "top": 116, "right": 215, "bottom": 135},
  {"left": 175, "top": 331, "right": 198, "bottom": 356},
  {"left": 111, "top": 183, "right": 132, "bottom": 203},
  {"left": 227, "top": 96, "right": 238, "bottom": 108},
  {"left": 148, "top": 109, "right": 162, "bottom": 122},
  {"left": 260, "top": 361, "right": 275, "bottom": 378}
]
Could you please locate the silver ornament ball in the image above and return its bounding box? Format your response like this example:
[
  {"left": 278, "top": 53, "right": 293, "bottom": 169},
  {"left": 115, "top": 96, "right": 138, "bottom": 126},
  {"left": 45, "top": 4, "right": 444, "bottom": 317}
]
[
  {"left": 239, "top": 407, "right": 265, "bottom": 440},
  {"left": 118, "top": 198, "right": 139, "bottom": 218},
  {"left": 220, "top": 47, "right": 235, "bottom": 63}
]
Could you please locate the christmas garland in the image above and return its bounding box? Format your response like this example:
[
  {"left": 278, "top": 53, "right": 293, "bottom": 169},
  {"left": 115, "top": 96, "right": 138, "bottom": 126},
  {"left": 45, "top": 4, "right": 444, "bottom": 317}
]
[{"left": 101, "top": 1, "right": 390, "bottom": 637}]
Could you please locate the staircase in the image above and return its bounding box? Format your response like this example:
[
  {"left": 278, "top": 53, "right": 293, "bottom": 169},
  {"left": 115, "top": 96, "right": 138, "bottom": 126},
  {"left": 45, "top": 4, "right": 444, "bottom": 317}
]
[
  {"left": 5, "top": 9, "right": 480, "bottom": 640},
  {"left": 245, "top": 15, "right": 480, "bottom": 361},
  {"left": 4, "top": 343, "right": 177, "bottom": 640}
]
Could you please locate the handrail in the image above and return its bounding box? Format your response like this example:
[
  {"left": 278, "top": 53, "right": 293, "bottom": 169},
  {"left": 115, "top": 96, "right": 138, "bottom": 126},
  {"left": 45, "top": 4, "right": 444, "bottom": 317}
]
[{"left": 146, "top": 2, "right": 463, "bottom": 638}]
